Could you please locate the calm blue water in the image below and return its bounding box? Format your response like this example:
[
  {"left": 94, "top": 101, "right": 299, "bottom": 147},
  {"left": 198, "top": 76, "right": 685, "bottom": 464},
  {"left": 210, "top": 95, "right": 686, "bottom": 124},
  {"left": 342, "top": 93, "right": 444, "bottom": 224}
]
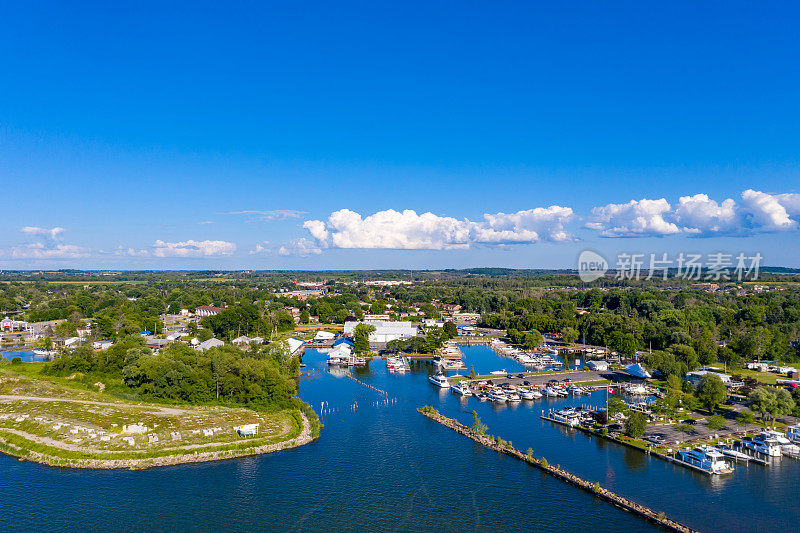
[
  {"left": 1, "top": 350, "right": 38, "bottom": 362},
  {"left": 0, "top": 344, "right": 796, "bottom": 531}
]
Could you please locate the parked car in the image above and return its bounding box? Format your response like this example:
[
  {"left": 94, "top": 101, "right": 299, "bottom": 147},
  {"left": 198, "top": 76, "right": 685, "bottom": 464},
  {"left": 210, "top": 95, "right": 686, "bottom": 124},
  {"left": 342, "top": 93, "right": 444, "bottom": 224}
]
[{"left": 563, "top": 378, "right": 572, "bottom": 382}]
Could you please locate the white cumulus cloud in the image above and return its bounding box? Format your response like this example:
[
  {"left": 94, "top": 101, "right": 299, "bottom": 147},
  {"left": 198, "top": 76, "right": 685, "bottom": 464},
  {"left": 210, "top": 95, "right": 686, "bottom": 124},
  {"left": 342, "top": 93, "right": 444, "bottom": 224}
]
[
  {"left": 589, "top": 198, "right": 680, "bottom": 237},
  {"left": 152, "top": 240, "right": 236, "bottom": 257},
  {"left": 20, "top": 226, "right": 65, "bottom": 240},
  {"left": 740, "top": 189, "right": 798, "bottom": 232},
  {"left": 301, "top": 207, "right": 574, "bottom": 250},
  {"left": 776, "top": 193, "right": 800, "bottom": 216},
  {"left": 674, "top": 194, "right": 738, "bottom": 234},
  {"left": 11, "top": 242, "right": 89, "bottom": 259},
  {"left": 249, "top": 241, "right": 272, "bottom": 255},
  {"left": 278, "top": 238, "right": 323, "bottom": 257},
  {"left": 587, "top": 190, "right": 800, "bottom": 237}
]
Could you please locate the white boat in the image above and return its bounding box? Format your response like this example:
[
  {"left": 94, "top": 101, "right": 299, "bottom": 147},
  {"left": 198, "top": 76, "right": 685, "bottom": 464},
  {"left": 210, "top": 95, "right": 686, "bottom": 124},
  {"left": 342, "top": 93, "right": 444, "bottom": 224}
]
[
  {"left": 741, "top": 433, "right": 782, "bottom": 457},
  {"left": 547, "top": 408, "right": 581, "bottom": 427},
  {"left": 519, "top": 388, "right": 536, "bottom": 400},
  {"left": 715, "top": 445, "right": 753, "bottom": 462},
  {"left": 429, "top": 373, "right": 451, "bottom": 388},
  {"left": 451, "top": 381, "right": 472, "bottom": 396},
  {"left": 787, "top": 425, "right": 800, "bottom": 445},
  {"left": 677, "top": 447, "right": 734, "bottom": 474},
  {"left": 489, "top": 369, "right": 507, "bottom": 376},
  {"left": 517, "top": 354, "right": 535, "bottom": 364},
  {"left": 543, "top": 387, "right": 559, "bottom": 397},
  {"left": 761, "top": 430, "right": 800, "bottom": 456},
  {"left": 624, "top": 383, "right": 649, "bottom": 395},
  {"left": 762, "top": 429, "right": 792, "bottom": 446},
  {"left": 506, "top": 392, "right": 521, "bottom": 402},
  {"left": 530, "top": 388, "right": 543, "bottom": 399},
  {"left": 488, "top": 391, "right": 508, "bottom": 403}
]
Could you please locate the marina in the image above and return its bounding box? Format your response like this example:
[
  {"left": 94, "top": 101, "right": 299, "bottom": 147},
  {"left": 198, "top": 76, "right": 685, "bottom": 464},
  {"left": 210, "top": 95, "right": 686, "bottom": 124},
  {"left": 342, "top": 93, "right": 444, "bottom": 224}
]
[{"left": 3, "top": 344, "right": 800, "bottom": 532}]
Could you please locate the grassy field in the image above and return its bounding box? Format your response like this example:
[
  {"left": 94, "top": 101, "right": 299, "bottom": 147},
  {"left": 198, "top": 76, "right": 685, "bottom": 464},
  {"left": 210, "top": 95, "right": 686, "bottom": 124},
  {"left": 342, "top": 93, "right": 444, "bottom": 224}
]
[
  {"left": 705, "top": 364, "right": 782, "bottom": 385},
  {"left": 0, "top": 363, "right": 310, "bottom": 469}
]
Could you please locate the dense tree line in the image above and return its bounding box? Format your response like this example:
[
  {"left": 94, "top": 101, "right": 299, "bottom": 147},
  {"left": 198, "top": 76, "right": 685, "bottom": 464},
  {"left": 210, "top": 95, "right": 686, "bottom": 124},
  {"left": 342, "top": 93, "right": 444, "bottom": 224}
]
[{"left": 41, "top": 336, "right": 300, "bottom": 409}]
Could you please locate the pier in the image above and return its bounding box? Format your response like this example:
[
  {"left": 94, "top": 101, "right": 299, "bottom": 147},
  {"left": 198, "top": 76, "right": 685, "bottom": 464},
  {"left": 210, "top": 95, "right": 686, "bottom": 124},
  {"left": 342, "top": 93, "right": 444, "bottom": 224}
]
[{"left": 419, "top": 407, "right": 698, "bottom": 533}]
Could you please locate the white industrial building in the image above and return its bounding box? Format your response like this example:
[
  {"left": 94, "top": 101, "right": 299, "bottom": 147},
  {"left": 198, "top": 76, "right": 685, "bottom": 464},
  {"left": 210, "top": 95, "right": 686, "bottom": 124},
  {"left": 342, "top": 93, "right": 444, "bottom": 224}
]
[
  {"left": 343, "top": 320, "right": 419, "bottom": 345},
  {"left": 586, "top": 360, "right": 609, "bottom": 371}
]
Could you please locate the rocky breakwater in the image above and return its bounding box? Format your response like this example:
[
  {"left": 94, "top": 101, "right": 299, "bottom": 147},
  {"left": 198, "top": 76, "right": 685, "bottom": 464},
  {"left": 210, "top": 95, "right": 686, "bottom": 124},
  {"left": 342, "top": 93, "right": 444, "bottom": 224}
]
[{"left": 418, "top": 406, "right": 698, "bottom": 533}]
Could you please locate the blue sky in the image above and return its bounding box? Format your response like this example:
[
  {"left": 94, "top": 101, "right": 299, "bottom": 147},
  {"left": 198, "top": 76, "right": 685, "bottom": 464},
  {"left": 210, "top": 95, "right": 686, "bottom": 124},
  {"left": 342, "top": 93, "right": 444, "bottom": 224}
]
[{"left": 1, "top": 2, "right": 798, "bottom": 270}]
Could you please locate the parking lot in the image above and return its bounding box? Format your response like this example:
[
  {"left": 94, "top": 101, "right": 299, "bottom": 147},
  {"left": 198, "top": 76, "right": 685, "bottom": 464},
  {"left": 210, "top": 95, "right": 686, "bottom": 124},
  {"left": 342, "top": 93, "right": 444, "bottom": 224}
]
[{"left": 466, "top": 369, "right": 633, "bottom": 388}]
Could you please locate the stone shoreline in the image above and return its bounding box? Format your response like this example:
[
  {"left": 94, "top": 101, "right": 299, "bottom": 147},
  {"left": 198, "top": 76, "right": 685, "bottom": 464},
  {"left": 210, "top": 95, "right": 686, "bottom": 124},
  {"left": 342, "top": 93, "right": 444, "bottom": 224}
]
[
  {"left": 419, "top": 407, "right": 698, "bottom": 533},
  {"left": 0, "top": 412, "right": 313, "bottom": 470}
]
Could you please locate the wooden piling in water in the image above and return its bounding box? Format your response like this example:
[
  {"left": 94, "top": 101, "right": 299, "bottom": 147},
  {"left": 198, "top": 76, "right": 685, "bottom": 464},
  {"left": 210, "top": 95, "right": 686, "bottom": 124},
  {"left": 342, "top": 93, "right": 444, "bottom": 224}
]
[{"left": 418, "top": 407, "right": 698, "bottom": 533}]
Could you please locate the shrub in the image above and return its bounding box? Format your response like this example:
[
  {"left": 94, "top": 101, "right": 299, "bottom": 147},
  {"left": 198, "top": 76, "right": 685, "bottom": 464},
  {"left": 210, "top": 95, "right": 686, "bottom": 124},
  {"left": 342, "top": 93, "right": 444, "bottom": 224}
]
[
  {"left": 736, "top": 410, "right": 755, "bottom": 426},
  {"left": 11, "top": 357, "right": 22, "bottom": 365},
  {"left": 706, "top": 414, "right": 726, "bottom": 431}
]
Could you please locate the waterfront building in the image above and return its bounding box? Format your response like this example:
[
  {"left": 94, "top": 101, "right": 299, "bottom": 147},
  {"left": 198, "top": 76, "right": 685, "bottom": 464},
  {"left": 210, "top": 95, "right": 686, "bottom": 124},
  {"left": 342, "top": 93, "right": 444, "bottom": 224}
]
[
  {"left": 685, "top": 370, "right": 743, "bottom": 389},
  {"left": 195, "top": 305, "right": 225, "bottom": 318},
  {"left": 343, "top": 320, "right": 419, "bottom": 346},
  {"left": 587, "top": 360, "right": 609, "bottom": 371}
]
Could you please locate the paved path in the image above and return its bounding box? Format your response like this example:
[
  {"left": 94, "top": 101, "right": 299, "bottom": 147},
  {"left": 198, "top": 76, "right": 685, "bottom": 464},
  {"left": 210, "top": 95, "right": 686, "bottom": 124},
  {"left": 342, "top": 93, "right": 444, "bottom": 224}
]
[{"left": 0, "top": 394, "right": 189, "bottom": 416}]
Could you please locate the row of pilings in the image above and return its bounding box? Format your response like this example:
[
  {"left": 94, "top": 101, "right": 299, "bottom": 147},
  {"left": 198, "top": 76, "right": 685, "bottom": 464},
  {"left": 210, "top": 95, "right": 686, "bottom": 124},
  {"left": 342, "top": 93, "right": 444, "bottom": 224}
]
[{"left": 418, "top": 407, "right": 698, "bottom": 533}]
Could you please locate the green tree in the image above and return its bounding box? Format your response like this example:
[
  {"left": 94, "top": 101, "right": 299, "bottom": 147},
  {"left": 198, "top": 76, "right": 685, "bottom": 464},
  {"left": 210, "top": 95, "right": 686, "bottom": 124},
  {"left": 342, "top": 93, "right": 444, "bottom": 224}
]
[
  {"left": 772, "top": 388, "right": 796, "bottom": 427},
  {"left": 354, "top": 323, "right": 375, "bottom": 353},
  {"left": 443, "top": 321, "right": 458, "bottom": 338},
  {"left": 469, "top": 365, "right": 476, "bottom": 379},
  {"left": 666, "top": 374, "right": 683, "bottom": 391},
  {"left": 523, "top": 329, "right": 544, "bottom": 348},
  {"left": 651, "top": 393, "right": 677, "bottom": 416},
  {"left": 561, "top": 326, "right": 579, "bottom": 344},
  {"left": 696, "top": 374, "right": 727, "bottom": 413},
  {"left": 472, "top": 411, "right": 487, "bottom": 435},
  {"left": 624, "top": 411, "right": 648, "bottom": 438},
  {"left": 607, "top": 397, "right": 628, "bottom": 416},
  {"left": 300, "top": 309, "right": 310, "bottom": 324},
  {"left": 608, "top": 331, "right": 638, "bottom": 358},
  {"left": 745, "top": 386, "right": 795, "bottom": 426}
]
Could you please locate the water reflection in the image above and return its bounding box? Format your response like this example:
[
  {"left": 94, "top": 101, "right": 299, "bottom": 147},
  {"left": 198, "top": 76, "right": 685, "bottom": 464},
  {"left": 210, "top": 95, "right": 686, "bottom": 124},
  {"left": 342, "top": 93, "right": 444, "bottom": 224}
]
[{"left": 621, "top": 447, "right": 647, "bottom": 471}]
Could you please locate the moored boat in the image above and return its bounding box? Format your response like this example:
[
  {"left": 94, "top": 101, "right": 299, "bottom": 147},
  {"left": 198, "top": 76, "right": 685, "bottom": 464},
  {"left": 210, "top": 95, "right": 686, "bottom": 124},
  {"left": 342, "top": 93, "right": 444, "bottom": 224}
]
[
  {"left": 451, "top": 381, "right": 472, "bottom": 396},
  {"left": 429, "top": 373, "right": 451, "bottom": 388},
  {"left": 677, "top": 447, "right": 734, "bottom": 474}
]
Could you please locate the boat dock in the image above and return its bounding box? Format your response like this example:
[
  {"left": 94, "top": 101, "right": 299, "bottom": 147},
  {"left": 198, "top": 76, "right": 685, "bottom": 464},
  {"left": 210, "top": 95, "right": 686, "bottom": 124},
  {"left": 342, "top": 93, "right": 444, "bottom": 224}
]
[{"left": 729, "top": 442, "right": 771, "bottom": 465}]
